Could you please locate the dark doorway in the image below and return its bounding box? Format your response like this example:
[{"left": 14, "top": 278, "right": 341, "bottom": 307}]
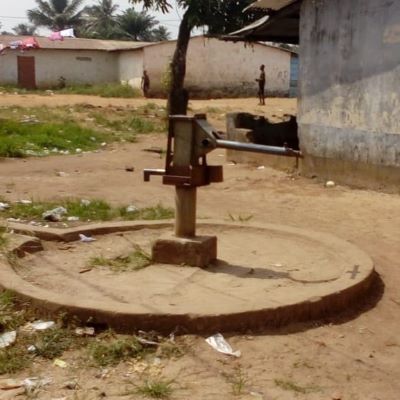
[{"left": 17, "top": 56, "right": 36, "bottom": 89}]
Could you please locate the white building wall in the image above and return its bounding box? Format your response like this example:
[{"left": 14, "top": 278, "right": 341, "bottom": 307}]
[
  {"left": 143, "top": 37, "right": 291, "bottom": 97},
  {"left": 0, "top": 49, "right": 118, "bottom": 87},
  {"left": 118, "top": 50, "right": 144, "bottom": 88}
]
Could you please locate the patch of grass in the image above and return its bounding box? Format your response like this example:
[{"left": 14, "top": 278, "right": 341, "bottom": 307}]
[
  {"left": 33, "top": 328, "right": 73, "bottom": 359},
  {"left": 88, "top": 336, "right": 150, "bottom": 367},
  {"left": 129, "top": 116, "right": 165, "bottom": 134},
  {"left": 120, "top": 204, "right": 174, "bottom": 221},
  {"left": 0, "top": 290, "right": 26, "bottom": 331},
  {"left": 0, "top": 118, "right": 106, "bottom": 158},
  {"left": 0, "top": 227, "right": 8, "bottom": 248},
  {"left": 136, "top": 379, "right": 174, "bottom": 399},
  {"left": 88, "top": 247, "right": 152, "bottom": 272},
  {"left": 274, "top": 378, "right": 320, "bottom": 394},
  {"left": 3, "top": 199, "right": 174, "bottom": 224},
  {"left": 157, "top": 341, "right": 185, "bottom": 359},
  {"left": 59, "top": 83, "right": 141, "bottom": 98},
  {"left": 0, "top": 346, "right": 30, "bottom": 374},
  {"left": 230, "top": 366, "right": 248, "bottom": 396}
]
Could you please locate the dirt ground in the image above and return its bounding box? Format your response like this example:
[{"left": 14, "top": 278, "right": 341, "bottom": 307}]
[{"left": 0, "top": 94, "right": 399, "bottom": 400}]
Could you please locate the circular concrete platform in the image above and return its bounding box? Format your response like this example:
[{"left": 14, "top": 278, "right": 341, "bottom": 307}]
[{"left": 1, "top": 221, "right": 375, "bottom": 333}]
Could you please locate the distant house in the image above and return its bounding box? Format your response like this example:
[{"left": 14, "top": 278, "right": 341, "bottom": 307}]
[
  {"left": 0, "top": 35, "right": 297, "bottom": 98},
  {"left": 229, "top": 0, "right": 400, "bottom": 191}
]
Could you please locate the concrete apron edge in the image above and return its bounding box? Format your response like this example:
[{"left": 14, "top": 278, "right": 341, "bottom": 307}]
[{"left": 0, "top": 220, "right": 378, "bottom": 334}]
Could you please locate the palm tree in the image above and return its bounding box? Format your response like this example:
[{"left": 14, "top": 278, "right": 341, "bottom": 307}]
[
  {"left": 117, "top": 9, "right": 158, "bottom": 41},
  {"left": 150, "top": 26, "right": 170, "bottom": 41},
  {"left": 27, "top": 0, "right": 86, "bottom": 31},
  {"left": 83, "top": 0, "right": 120, "bottom": 39},
  {"left": 13, "top": 24, "right": 37, "bottom": 36}
]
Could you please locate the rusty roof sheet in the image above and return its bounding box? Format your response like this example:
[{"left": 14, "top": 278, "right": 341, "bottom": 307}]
[{"left": 0, "top": 35, "right": 151, "bottom": 52}]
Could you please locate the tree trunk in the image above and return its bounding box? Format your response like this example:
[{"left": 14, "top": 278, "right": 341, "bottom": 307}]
[{"left": 167, "top": 10, "right": 192, "bottom": 115}]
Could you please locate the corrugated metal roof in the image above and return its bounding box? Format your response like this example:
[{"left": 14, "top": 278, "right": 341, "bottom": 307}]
[
  {"left": 245, "top": 0, "right": 297, "bottom": 11},
  {"left": 0, "top": 35, "right": 151, "bottom": 52}
]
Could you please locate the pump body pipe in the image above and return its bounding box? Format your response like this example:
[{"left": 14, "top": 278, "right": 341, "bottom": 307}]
[{"left": 215, "top": 139, "right": 302, "bottom": 158}]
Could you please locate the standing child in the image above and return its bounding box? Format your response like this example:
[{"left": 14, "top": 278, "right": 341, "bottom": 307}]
[{"left": 141, "top": 70, "right": 150, "bottom": 97}]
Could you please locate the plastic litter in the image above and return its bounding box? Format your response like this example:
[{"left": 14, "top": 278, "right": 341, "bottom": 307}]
[
  {"left": 0, "top": 202, "right": 10, "bottom": 211},
  {"left": 126, "top": 205, "right": 138, "bottom": 213},
  {"left": 79, "top": 234, "right": 96, "bottom": 243},
  {"left": 56, "top": 171, "right": 69, "bottom": 177},
  {"left": 257, "top": 166, "right": 266, "bottom": 170},
  {"left": 23, "top": 377, "right": 52, "bottom": 390},
  {"left": 205, "top": 333, "right": 241, "bottom": 357},
  {"left": 80, "top": 199, "right": 91, "bottom": 206},
  {"left": 53, "top": 359, "right": 68, "bottom": 368},
  {"left": 0, "top": 331, "right": 16, "bottom": 348},
  {"left": 67, "top": 216, "right": 80, "bottom": 222},
  {"left": 42, "top": 207, "right": 67, "bottom": 222},
  {"left": 75, "top": 327, "right": 95, "bottom": 337},
  {"left": 27, "top": 345, "right": 36, "bottom": 353},
  {"left": 325, "top": 180, "right": 336, "bottom": 188},
  {"left": 21, "top": 320, "right": 55, "bottom": 333},
  {"left": 18, "top": 199, "right": 32, "bottom": 205}
]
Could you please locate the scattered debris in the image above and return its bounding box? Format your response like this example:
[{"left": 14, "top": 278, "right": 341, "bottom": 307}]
[
  {"left": 23, "top": 377, "right": 52, "bottom": 391},
  {"left": 63, "top": 380, "right": 79, "bottom": 390},
  {"left": 0, "top": 378, "right": 23, "bottom": 390},
  {"left": 56, "top": 171, "right": 69, "bottom": 177},
  {"left": 125, "top": 166, "right": 135, "bottom": 172},
  {"left": 75, "top": 148, "right": 82, "bottom": 154},
  {"left": 42, "top": 207, "right": 67, "bottom": 222},
  {"left": 79, "top": 234, "right": 96, "bottom": 243},
  {"left": 325, "top": 180, "right": 336, "bottom": 188},
  {"left": 126, "top": 205, "right": 138, "bottom": 213},
  {"left": 75, "top": 327, "right": 95, "bottom": 337},
  {"left": 17, "top": 200, "right": 32, "bottom": 206},
  {"left": 143, "top": 147, "right": 164, "bottom": 155},
  {"left": 21, "top": 320, "right": 55, "bottom": 333},
  {"left": 53, "top": 359, "right": 68, "bottom": 368},
  {"left": 0, "top": 331, "right": 16, "bottom": 348},
  {"left": 80, "top": 199, "right": 91, "bottom": 206},
  {"left": 27, "top": 345, "right": 36, "bottom": 353},
  {"left": 67, "top": 216, "right": 80, "bottom": 222},
  {"left": 0, "top": 202, "right": 10, "bottom": 211},
  {"left": 205, "top": 333, "right": 241, "bottom": 357},
  {"left": 79, "top": 267, "right": 92, "bottom": 274}
]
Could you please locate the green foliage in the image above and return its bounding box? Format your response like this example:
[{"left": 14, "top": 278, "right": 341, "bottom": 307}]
[
  {"left": 119, "top": 204, "right": 174, "bottom": 220},
  {"left": 28, "top": 0, "right": 86, "bottom": 31},
  {"left": 59, "top": 83, "right": 141, "bottom": 98},
  {"left": 0, "top": 290, "right": 26, "bottom": 331},
  {"left": 274, "top": 379, "right": 321, "bottom": 394},
  {"left": 136, "top": 380, "right": 174, "bottom": 399},
  {"left": 33, "top": 328, "right": 73, "bottom": 359},
  {"left": 0, "top": 347, "right": 30, "bottom": 374},
  {"left": 0, "top": 118, "right": 106, "bottom": 158},
  {"left": 88, "top": 336, "right": 148, "bottom": 366},
  {"left": 88, "top": 247, "right": 152, "bottom": 272}
]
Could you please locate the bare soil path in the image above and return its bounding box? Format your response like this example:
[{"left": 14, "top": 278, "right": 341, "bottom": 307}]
[{"left": 0, "top": 94, "right": 399, "bottom": 400}]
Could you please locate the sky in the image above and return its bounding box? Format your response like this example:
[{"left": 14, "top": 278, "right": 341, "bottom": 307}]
[{"left": 0, "top": 0, "right": 188, "bottom": 38}]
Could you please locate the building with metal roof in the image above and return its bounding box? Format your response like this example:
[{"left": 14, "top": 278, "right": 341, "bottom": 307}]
[{"left": 228, "top": 0, "right": 400, "bottom": 191}]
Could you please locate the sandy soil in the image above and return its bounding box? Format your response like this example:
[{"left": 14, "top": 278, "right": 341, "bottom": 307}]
[{"left": 0, "top": 94, "right": 399, "bottom": 400}]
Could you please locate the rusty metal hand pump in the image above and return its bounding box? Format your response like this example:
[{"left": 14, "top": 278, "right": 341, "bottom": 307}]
[{"left": 144, "top": 114, "right": 301, "bottom": 267}]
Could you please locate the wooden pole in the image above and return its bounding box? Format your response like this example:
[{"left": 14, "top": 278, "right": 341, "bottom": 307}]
[{"left": 175, "top": 186, "right": 196, "bottom": 237}]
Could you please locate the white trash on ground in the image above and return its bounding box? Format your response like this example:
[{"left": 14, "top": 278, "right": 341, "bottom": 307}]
[
  {"left": 79, "top": 234, "right": 96, "bottom": 243},
  {"left": 80, "top": 199, "right": 91, "bottom": 206},
  {"left": 42, "top": 207, "right": 68, "bottom": 222},
  {"left": 126, "top": 205, "right": 138, "bottom": 213},
  {"left": 0, "top": 202, "right": 10, "bottom": 211},
  {"left": 205, "top": 333, "right": 241, "bottom": 357},
  {"left": 75, "top": 327, "right": 95, "bottom": 337},
  {"left": 0, "top": 331, "right": 16, "bottom": 348},
  {"left": 21, "top": 320, "right": 55, "bottom": 333},
  {"left": 325, "top": 180, "right": 336, "bottom": 188},
  {"left": 23, "top": 377, "right": 52, "bottom": 391},
  {"left": 67, "top": 216, "right": 80, "bottom": 222}
]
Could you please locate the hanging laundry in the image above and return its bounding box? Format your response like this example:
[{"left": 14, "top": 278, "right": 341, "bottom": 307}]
[
  {"left": 60, "top": 28, "right": 75, "bottom": 38},
  {"left": 9, "top": 40, "right": 23, "bottom": 50},
  {"left": 49, "top": 31, "right": 63, "bottom": 41},
  {"left": 21, "top": 37, "right": 40, "bottom": 50}
]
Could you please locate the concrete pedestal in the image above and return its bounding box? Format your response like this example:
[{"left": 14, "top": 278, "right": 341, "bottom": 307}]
[{"left": 152, "top": 234, "right": 217, "bottom": 267}]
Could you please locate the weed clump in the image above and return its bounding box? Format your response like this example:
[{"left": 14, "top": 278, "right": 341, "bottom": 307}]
[
  {"left": 88, "top": 335, "right": 150, "bottom": 367},
  {"left": 136, "top": 379, "right": 174, "bottom": 399}
]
